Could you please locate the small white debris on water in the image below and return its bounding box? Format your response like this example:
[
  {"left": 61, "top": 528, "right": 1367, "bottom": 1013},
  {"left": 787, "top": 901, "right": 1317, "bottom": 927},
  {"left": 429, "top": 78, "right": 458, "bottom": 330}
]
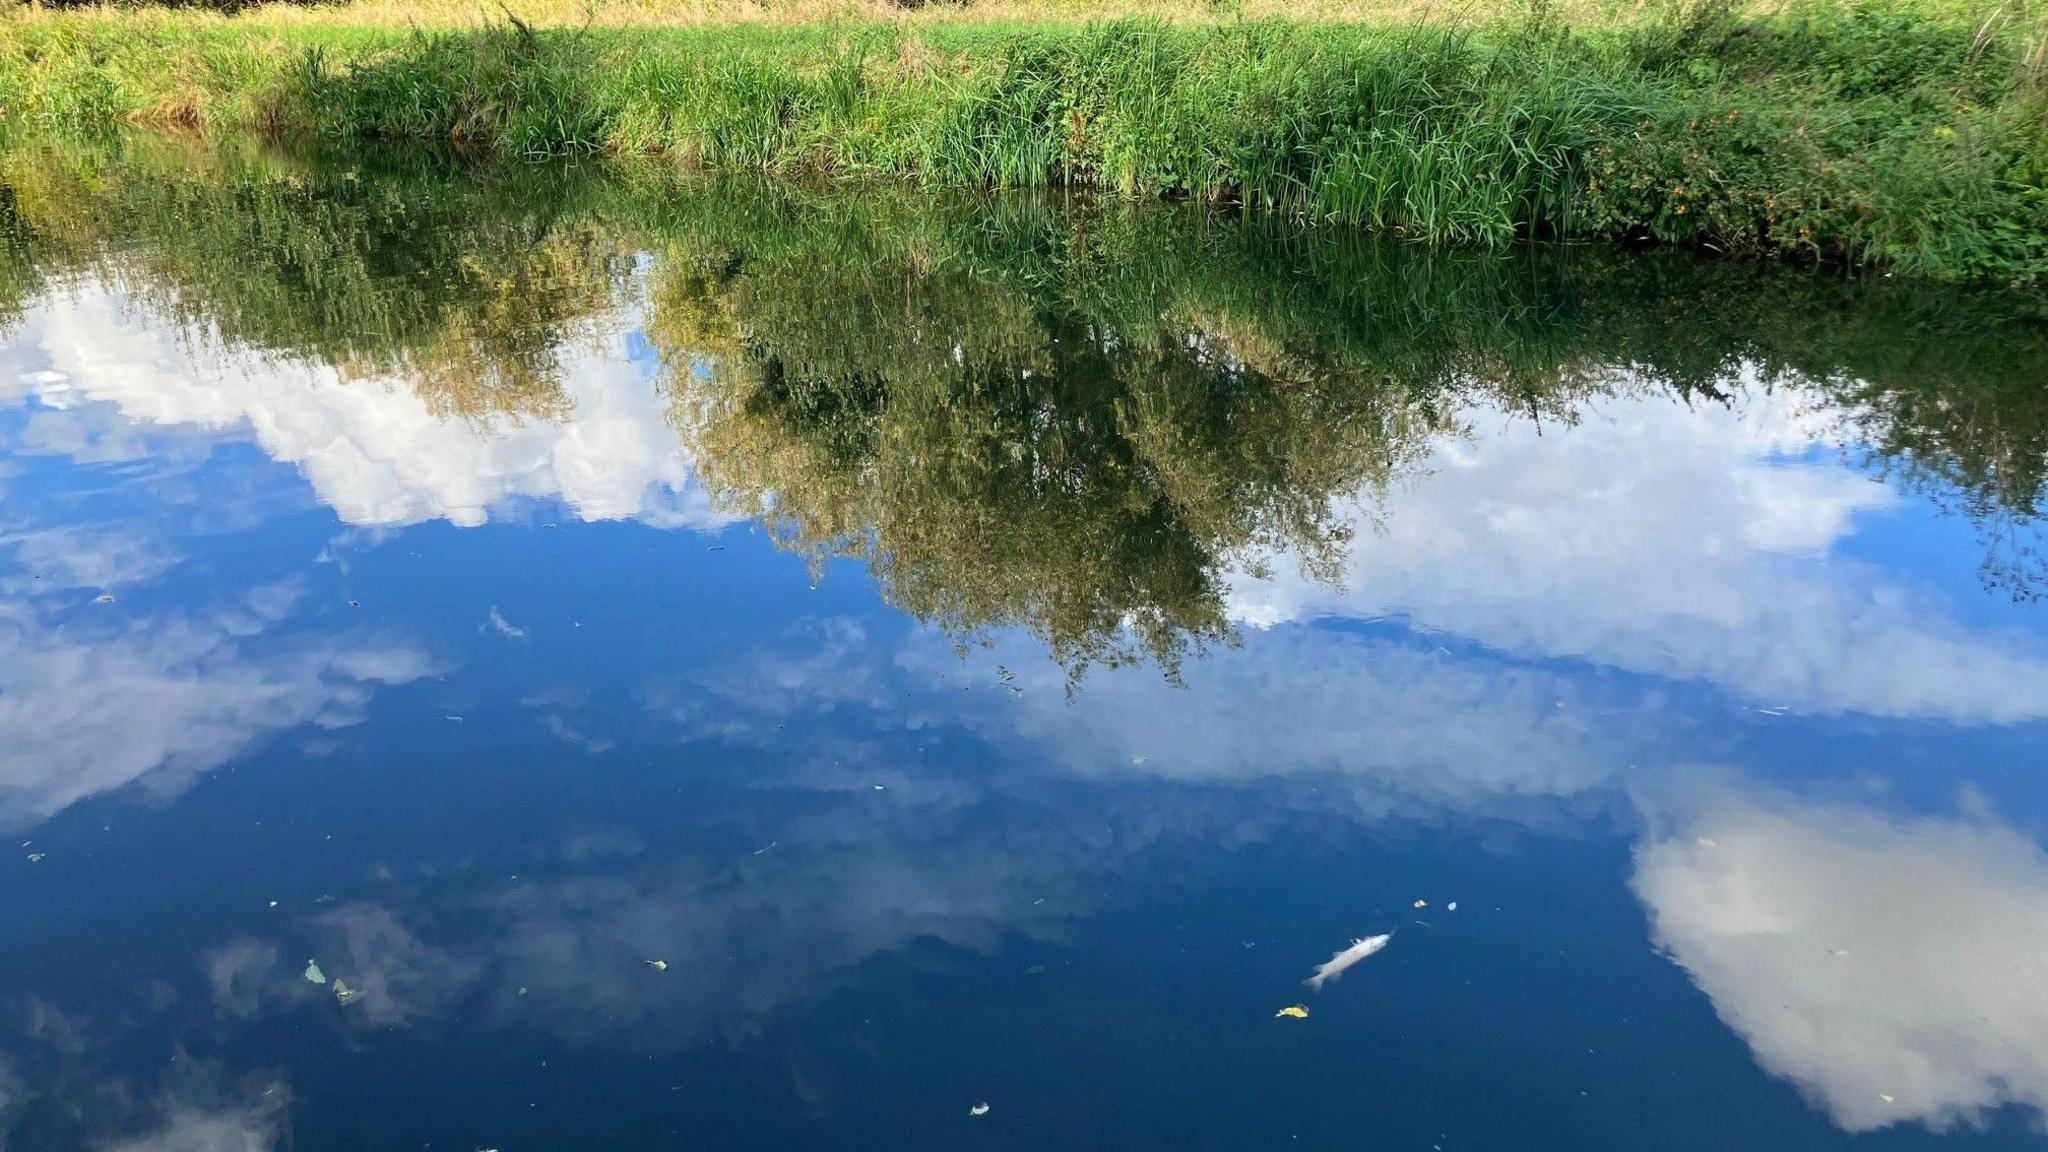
[
  {"left": 646, "top": 960, "right": 668, "bottom": 971},
  {"left": 1447, "top": 902, "right": 1458, "bottom": 912},
  {"left": 969, "top": 1103, "right": 991, "bottom": 1117}
]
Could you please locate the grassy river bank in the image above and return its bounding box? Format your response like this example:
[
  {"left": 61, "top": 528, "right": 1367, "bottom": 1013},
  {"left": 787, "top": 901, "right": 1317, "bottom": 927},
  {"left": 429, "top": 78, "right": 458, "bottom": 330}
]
[{"left": 2, "top": 0, "right": 2046, "bottom": 283}]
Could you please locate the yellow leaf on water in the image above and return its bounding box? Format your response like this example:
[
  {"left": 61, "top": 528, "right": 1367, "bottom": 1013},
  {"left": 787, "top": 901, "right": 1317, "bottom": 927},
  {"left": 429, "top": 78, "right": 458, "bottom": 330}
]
[{"left": 1274, "top": 1004, "right": 1309, "bottom": 1019}]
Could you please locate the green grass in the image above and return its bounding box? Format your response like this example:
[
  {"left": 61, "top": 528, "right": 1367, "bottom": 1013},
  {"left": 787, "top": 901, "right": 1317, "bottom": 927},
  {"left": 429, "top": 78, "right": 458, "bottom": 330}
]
[{"left": 2, "top": 1, "right": 2045, "bottom": 283}]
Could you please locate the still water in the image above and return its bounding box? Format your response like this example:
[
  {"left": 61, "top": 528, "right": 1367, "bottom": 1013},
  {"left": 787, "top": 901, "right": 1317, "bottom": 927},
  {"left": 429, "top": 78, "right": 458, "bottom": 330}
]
[{"left": 2, "top": 135, "right": 2046, "bottom": 1151}]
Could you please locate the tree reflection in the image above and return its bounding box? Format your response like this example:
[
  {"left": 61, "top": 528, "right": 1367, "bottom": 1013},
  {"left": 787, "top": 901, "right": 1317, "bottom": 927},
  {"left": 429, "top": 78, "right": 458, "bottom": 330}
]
[
  {"left": 0, "top": 135, "right": 626, "bottom": 425},
  {"left": 3, "top": 140, "right": 2043, "bottom": 673}
]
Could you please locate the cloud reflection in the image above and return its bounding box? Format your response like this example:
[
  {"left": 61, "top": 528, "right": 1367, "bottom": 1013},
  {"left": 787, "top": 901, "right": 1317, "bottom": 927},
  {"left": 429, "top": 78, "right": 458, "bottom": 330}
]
[
  {"left": 1633, "top": 783, "right": 2048, "bottom": 1132},
  {"left": 0, "top": 587, "right": 434, "bottom": 831},
  {"left": 2, "top": 289, "right": 736, "bottom": 531},
  {"left": 1229, "top": 389, "right": 2048, "bottom": 722}
]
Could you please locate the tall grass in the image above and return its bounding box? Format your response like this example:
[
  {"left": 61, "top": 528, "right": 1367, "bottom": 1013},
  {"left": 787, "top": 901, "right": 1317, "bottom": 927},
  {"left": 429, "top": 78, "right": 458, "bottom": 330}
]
[{"left": 2, "top": 0, "right": 2045, "bottom": 282}]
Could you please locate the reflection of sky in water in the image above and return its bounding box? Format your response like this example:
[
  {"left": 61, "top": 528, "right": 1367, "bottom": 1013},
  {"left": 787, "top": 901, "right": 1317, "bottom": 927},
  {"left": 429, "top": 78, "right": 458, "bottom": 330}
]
[
  {"left": 1635, "top": 784, "right": 2048, "bottom": 1134},
  {"left": 1, "top": 282, "right": 2046, "bottom": 1150}
]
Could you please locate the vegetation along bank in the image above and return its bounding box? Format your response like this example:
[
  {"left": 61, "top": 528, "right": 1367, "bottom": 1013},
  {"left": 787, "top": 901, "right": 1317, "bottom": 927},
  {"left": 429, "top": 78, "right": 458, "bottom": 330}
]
[{"left": 2, "top": 0, "right": 2046, "bottom": 284}]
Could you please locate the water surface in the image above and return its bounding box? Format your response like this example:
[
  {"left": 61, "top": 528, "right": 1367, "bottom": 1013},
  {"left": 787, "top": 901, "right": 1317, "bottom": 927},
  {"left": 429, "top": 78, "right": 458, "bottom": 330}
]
[{"left": 2, "top": 136, "right": 2047, "bottom": 1151}]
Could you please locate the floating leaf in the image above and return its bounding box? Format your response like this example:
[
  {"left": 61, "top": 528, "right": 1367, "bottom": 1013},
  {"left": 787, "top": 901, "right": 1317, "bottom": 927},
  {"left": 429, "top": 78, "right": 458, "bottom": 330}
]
[
  {"left": 1275, "top": 1004, "right": 1310, "bottom": 1019},
  {"left": 303, "top": 960, "right": 327, "bottom": 985}
]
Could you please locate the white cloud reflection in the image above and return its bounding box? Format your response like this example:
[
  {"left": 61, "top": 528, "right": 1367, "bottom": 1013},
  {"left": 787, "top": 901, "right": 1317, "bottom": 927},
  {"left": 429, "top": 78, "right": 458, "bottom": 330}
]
[
  {"left": 2, "top": 287, "right": 736, "bottom": 531},
  {"left": 0, "top": 587, "right": 434, "bottom": 831},
  {"left": 1228, "top": 389, "right": 2048, "bottom": 722},
  {"left": 1633, "top": 783, "right": 2048, "bottom": 1133},
  {"left": 97, "top": 1086, "right": 288, "bottom": 1152},
  {"left": 948, "top": 628, "right": 1633, "bottom": 821}
]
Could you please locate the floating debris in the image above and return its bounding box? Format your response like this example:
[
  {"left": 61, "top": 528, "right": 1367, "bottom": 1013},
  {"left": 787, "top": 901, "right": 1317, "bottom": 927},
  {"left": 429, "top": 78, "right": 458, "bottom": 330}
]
[
  {"left": 1879, "top": 1094, "right": 1895, "bottom": 1104},
  {"left": 752, "top": 841, "right": 777, "bottom": 856},
  {"left": 332, "top": 978, "right": 363, "bottom": 1005},
  {"left": 26, "top": 853, "right": 45, "bottom": 863},
  {"left": 93, "top": 594, "right": 115, "bottom": 605},
  {"left": 969, "top": 1103, "right": 991, "bottom": 1117},
  {"left": 1274, "top": 1004, "right": 1310, "bottom": 1019},
  {"left": 1413, "top": 899, "right": 1428, "bottom": 909},
  {"left": 304, "top": 960, "right": 328, "bottom": 985},
  {"left": 1305, "top": 932, "right": 1392, "bottom": 992},
  {"left": 872, "top": 784, "right": 886, "bottom": 792},
  {"left": 1447, "top": 902, "right": 1458, "bottom": 912},
  {"left": 646, "top": 960, "right": 669, "bottom": 971},
  {"left": 268, "top": 900, "right": 279, "bottom": 908}
]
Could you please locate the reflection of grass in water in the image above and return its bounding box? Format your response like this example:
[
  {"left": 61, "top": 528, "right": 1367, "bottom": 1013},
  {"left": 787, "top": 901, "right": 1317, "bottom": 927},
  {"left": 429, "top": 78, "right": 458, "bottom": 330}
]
[{"left": 3, "top": 139, "right": 2045, "bottom": 672}]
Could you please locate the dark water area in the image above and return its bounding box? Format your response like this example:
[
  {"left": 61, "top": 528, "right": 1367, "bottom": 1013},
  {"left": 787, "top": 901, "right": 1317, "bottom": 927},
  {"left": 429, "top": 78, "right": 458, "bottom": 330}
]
[{"left": 2, "top": 134, "right": 2047, "bottom": 1151}]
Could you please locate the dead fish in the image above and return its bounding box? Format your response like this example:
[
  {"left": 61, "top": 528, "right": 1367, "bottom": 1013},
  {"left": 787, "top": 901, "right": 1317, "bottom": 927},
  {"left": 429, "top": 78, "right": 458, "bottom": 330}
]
[{"left": 1305, "top": 932, "right": 1392, "bottom": 992}]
